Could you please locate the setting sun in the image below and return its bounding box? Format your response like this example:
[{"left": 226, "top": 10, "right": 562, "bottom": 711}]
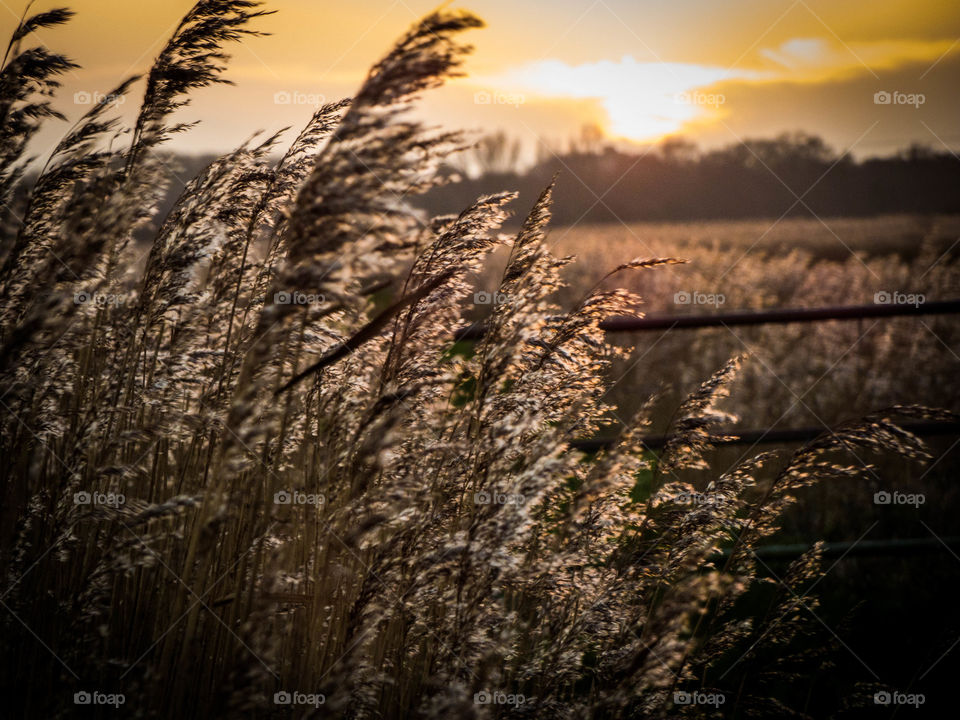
[{"left": 475, "top": 56, "right": 745, "bottom": 142}]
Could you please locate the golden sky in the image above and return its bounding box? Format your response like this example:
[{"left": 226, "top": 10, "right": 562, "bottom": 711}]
[{"left": 5, "top": 0, "right": 960, "bottom": 159}]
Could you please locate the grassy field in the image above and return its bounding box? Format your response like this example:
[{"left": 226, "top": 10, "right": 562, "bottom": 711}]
[
  {"left": 548, "top": 214, "right": 960, "bottom": 265},
  {"left": 473, "top": 214, "right": 960, "bottom": 432},
  {"left": 475, "top": 213, "right": 960, "bottom": 525}
]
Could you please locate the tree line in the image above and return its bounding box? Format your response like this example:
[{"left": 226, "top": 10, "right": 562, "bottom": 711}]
[{"left": 419, "top": 131, "right": 960, "bottom": 224}]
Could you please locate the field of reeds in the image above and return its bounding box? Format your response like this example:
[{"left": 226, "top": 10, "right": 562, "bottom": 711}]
[
  {"left": 1, "top": 3, "right": 957, "bottom": 718},
  {"left": 492, "top": 215, "right": 960, "bottom": 428}
]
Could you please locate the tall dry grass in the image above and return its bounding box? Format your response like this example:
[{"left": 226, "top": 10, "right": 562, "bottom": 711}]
[{"left": 0, "top": 3, "right": 951, "bottom": 718}]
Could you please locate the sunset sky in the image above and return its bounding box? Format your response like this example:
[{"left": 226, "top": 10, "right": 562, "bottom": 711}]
[{"left": 5, "top": 0, "right": 960, "bottom": 161}]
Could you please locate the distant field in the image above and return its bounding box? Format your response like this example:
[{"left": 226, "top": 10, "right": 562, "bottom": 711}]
[
  {"left": 468, "top": 213, "right": 960, "bottom": 583},
  {"left": 474, "top": 213, "right": 960, "bottom": 432},
  {"left": 547, "top": 213, "right": 960, "bottom": 267},
  {"left": 475, "top": 214, "right": 960, "bottom": 308}
]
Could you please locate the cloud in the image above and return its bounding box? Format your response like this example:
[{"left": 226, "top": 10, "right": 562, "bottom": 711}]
[
  {"left": 758, "top": 37, "right": 957, "bottom": 79},
  {"left": 761, "top": 38, "right": 834, "bottom": 69}
]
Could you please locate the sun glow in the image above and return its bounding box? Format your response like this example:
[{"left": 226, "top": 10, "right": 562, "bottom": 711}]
[{"left": 477, "top": 56, "right": 751, "bottom": 143}]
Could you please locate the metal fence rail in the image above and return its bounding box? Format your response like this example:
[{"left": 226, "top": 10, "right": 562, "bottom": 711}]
[
  {"left": 454, "top": 298, "right": 960, "bottom": 454},
  {"left": 454, "top": 298, "right": 960, "bottom": 340},
  {"left": 455, "top": 299, "right": 960, "bottom": 559},
  {"left": 599, "top": 298, "right": 960, "bottom": 332},
  {"left": 228, "top": 295, "right": 958, "bottom": 560}
]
